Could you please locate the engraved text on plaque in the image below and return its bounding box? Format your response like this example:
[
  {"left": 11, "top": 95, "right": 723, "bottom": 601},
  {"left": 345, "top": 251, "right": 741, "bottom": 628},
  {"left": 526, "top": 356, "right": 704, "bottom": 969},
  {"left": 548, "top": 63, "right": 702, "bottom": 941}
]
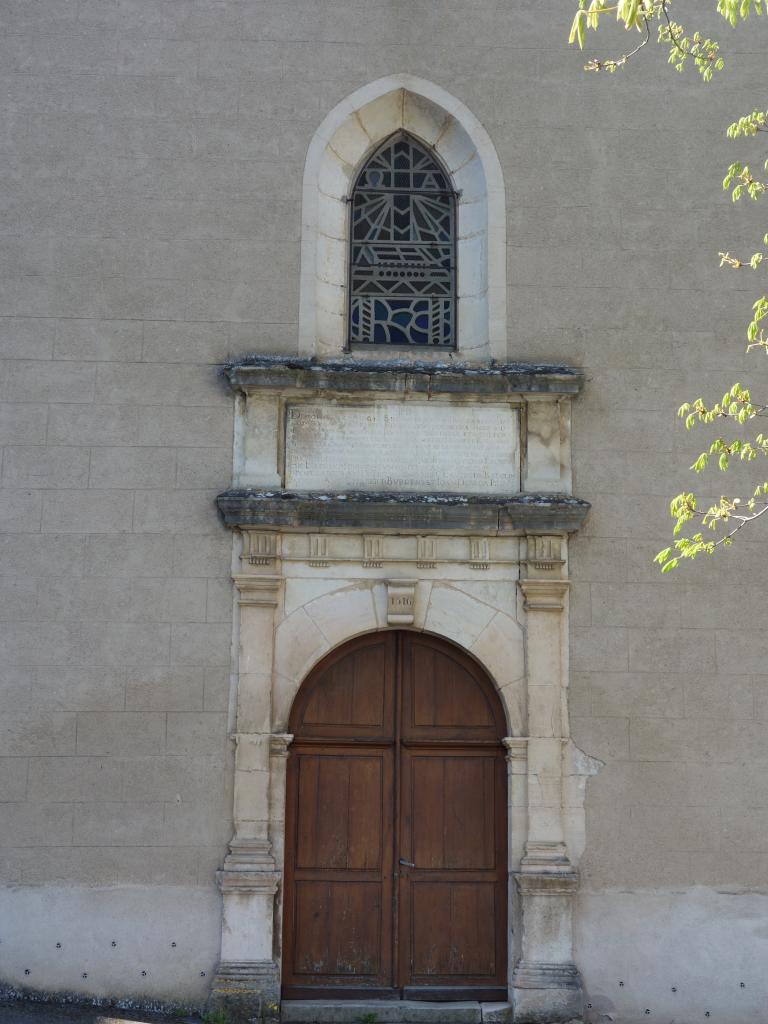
[{"left": 284, "top": 402, "right": 520, "bottom": 494}]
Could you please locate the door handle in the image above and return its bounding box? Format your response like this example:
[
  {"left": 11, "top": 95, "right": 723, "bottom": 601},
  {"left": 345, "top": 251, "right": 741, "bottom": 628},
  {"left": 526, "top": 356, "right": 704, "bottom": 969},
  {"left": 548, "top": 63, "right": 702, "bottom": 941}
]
[{"left": 399, "top": 858, "right": 415, "bottom": 868}]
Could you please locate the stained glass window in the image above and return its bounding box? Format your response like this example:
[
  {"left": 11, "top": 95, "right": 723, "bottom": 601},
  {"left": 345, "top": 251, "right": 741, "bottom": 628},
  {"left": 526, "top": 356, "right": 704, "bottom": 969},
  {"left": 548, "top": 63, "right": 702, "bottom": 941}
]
[{"left": 348, "top": 133, "right": 456, "bottom": 348}]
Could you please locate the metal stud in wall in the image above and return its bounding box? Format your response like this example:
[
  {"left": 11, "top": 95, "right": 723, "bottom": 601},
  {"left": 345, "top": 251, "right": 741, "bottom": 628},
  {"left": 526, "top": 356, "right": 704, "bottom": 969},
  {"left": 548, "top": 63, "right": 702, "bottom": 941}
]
[
  {"left": 619, "top": 981, "right": 625, "bottom": 987},
  {"left": 56, "top": 943, "right": 61, "bottom": 949},
  {"left": 141, "top": 970, "right": 147, "bottom": 976},
  {"left": 111, "top": 941, "right": 117, "bottom": 948},
  {"left": 672, "top": 987, "right": 677, "bottom": 993},
  {"left": 645, "top": 1010, "right": 651, "bottom": 1015},
  {"left": 740, "top": 982, "right": 746, "bottom": 988},
  {"left": 171, "top": 941, "right": 176, "bottom": 948},
  {"left": 200, "top": 972, "right": 206, "bottom": 977},
  {"left": 24, "top": 969, "right": 30, "bottom": 975},
  {"left": 82, "top": 973, "right": 87, "bottom": 979}
]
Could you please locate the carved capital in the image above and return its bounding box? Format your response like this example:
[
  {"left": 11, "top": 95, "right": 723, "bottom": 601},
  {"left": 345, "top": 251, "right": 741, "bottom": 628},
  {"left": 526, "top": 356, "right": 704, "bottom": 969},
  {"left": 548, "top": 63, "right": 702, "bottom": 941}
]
[
  {"left": 503, "top": 736, "right": 528, "bottom": 764},
  {"left": 519, "top": 578, "right": 569, "bottom": 612},
  {"left": 386, "top": 579, "right": 417, "bottom": 625},
  {"left": 269, "top": 732, "right": 294, "bottom": 757},
  {"left": 233, "top": 574, "right": 281, "bottom": 607}
]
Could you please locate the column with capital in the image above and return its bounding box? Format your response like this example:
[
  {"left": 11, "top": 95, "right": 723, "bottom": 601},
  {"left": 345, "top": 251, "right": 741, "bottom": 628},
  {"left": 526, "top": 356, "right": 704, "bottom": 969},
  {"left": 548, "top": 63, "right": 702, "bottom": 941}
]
[
  {"left": 211, "top": 541, "right": 282, "bottom": 1022},
  {"left": 512, "top": 535, "right": 583, "bottom": 1023}
]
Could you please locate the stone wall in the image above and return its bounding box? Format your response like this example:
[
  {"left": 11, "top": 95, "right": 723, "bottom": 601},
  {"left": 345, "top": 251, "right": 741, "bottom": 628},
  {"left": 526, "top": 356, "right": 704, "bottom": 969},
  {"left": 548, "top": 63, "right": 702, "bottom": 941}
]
[{"left": 1, "top": 0, "right": 768, "bottom": 1017}]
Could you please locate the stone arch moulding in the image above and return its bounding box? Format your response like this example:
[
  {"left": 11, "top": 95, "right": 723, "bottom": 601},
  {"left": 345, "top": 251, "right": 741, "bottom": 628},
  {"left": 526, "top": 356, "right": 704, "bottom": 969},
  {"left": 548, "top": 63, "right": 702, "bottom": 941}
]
[
  {"left": 272, "top": 584, "right": 525, "bottom": 737},
  {"left": 299, "top": 74, "right": 507, "bottom": 359}
]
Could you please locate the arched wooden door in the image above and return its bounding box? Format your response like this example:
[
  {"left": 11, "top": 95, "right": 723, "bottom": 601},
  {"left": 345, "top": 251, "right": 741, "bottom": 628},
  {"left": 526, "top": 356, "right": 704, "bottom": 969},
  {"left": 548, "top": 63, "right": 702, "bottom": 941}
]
[{"left": 282, "top": 631, "right": 507, "bottom": 1001}]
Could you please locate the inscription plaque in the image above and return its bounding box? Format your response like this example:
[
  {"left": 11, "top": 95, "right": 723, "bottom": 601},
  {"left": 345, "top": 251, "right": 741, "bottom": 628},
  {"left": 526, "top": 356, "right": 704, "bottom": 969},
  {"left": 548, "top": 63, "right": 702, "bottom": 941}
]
[{"left": 284, "top": 402, "right": 520, "bottom": 494}]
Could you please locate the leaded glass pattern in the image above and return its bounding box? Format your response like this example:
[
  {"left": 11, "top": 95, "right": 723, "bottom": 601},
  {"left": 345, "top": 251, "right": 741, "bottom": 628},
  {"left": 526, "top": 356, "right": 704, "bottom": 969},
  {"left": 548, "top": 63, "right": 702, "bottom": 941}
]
[{"left": 348, "top": 133, "right": 456, "bottom": 348}]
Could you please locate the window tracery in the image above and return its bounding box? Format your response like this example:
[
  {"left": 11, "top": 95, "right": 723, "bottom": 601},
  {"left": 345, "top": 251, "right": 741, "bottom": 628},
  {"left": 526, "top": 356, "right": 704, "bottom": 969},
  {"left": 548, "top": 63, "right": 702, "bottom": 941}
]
[{"left": 348, "top": 133, "right": 456, "bottom": 348}]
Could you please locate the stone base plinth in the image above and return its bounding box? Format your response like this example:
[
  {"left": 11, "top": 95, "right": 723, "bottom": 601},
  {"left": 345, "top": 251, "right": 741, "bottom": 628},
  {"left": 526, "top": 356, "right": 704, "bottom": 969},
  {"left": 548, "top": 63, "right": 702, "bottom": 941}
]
[
  {"left": 209, "top": 959, "right": 280, "bottom": 1024},
  {"left": 512, "top": 961, "right": 583, "bottom": 1023}
]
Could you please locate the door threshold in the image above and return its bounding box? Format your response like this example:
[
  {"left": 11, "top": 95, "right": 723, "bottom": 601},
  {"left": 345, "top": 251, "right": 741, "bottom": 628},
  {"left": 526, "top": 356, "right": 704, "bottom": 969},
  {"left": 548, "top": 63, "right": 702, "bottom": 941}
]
[{"left": 281, "top": 999, "right": 513, "bottom": 1024}]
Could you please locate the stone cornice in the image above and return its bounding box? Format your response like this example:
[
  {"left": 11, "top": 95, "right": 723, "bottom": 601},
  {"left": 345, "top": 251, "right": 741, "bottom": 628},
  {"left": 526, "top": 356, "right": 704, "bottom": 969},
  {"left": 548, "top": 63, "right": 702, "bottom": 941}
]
[
  {"left": 217, "top": 490, "right": 591, "bottom": 534},
  {"left": 223, "top": 355, "right": 586, "bottom": 397}
]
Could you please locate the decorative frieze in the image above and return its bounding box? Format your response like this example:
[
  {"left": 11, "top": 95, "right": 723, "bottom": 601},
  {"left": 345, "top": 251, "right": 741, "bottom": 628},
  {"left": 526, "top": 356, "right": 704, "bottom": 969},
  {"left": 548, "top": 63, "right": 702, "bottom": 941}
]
[
  {"left": 241, "top": 531, "right": 278, "bottom": 566},
  {"left": 526, "top": 534, "right": 563, "bottom": 572},
  {"left": 308, "top": 534, "right": 329, "bottom": 567},
  {"left": 416, "top": 536, "right": 437, "bottom": 568},
  {"left": 469, "top": 536, "right": 490, "bottom": 569},
  {"left": 362, "top": 534, "right": 384, "bottom": 567}
]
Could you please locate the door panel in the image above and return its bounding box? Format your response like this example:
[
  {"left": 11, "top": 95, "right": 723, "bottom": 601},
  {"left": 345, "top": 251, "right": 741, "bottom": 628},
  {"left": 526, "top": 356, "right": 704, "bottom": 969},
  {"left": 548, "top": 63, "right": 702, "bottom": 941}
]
[
  {"left": 410, "top": 755, "right": 495, "bottom": 870},
  {"left": 295, "top": 755, "right": 384, "bottom": 871},
  {"left": 293, "top": 880, "right": 384, "bottom": 978},
  {"left": 297, "top": 633, "right": 396, "bottom": 741},
  {"left": 283, "top": 631, "right": 507, "bottom": 1001},
  {"left": 283, "top": 744, "right": 394, "bottom": 994},
  {"left": 398, "top": 747, "right": 506, "bottom": 994},
  {"left": 410, "top": 882, "right": 497, "bottom": 977},
  {"left": 401, "top": 634, "right": 505, "bottom": 742}
]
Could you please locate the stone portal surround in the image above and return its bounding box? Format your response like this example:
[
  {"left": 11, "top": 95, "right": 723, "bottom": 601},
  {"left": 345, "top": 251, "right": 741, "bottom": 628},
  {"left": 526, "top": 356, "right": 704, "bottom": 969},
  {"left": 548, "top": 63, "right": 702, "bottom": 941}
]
[
  {"left": 211, "top": 355, "right": 596, "bottom": 1022},
  {"left": 208, "top": 533, "right": 598, "bottom": 1023}
]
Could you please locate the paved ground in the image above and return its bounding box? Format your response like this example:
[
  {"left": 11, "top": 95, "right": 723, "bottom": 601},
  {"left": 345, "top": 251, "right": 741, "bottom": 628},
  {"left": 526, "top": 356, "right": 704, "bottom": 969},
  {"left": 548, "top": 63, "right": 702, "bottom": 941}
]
[{"left": 0, "top": 1003, "right": 201, "bottom": 1024}]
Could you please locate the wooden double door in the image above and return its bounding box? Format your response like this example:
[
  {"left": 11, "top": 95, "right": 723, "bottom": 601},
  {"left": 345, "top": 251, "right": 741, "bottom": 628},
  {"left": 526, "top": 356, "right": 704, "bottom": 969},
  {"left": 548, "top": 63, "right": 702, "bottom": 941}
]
[{"left": 282, "top": 631, "right": 507, "bottom": 1001}]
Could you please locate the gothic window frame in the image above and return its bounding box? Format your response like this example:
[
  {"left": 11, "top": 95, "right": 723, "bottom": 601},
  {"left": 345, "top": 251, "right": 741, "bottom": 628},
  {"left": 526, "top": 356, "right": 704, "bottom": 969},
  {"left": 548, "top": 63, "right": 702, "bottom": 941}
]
[
  {"left": 299, "top": 76, "right": 507, "bottom": 360},
  {"left": 347, "top": 132, "right": 458, "bottom": 349}
]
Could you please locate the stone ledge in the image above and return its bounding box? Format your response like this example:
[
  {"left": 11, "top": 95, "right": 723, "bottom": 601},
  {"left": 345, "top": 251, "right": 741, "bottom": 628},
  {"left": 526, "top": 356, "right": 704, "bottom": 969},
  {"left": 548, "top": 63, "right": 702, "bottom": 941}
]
[
  {"left": 281, "top": 1000, "right": 483, "bottom": 1024},
  {"left": 216, "top": 490, "right": 591, "bottom": 534},
  {"left": 224, "top": 354, "right": 586, "bottom": 397}
]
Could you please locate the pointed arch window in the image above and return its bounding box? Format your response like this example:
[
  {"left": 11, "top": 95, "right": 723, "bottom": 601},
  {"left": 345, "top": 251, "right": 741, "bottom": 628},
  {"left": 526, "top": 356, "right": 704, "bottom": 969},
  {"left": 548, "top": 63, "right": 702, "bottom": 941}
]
[{"left": 348, "top": 133, "right": 457, "bottom": 348}]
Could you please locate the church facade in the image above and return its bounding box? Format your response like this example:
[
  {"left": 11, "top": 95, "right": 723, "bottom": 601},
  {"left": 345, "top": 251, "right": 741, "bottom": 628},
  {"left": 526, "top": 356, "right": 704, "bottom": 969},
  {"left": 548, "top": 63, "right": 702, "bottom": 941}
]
[{"left": 1, "top": 5, "right": 766, "bottom": 1024}]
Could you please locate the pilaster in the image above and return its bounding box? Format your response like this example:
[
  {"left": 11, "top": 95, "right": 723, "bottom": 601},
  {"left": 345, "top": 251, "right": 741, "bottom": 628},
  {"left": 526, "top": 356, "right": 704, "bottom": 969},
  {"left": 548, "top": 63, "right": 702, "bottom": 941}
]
[
  {"left": 513, "top": 536, "right": 582, "bottom": 1023},
  {"left": 212, "top": 557, "right": 282, "bottom": 1023}
]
